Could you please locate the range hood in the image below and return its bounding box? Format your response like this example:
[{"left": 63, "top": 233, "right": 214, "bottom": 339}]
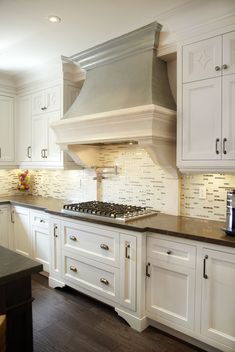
[{"left": 51, "top": 22, "right": 177, "bottom": 174}]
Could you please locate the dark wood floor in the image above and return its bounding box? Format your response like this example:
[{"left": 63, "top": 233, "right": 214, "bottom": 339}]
[{"left": 32, "top": 274, "right": 204, "bottom": 352}]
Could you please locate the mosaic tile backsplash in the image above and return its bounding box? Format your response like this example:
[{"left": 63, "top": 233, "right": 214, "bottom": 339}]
[{"left": 0, "top": 145, "right": 234, "bottom": 221}]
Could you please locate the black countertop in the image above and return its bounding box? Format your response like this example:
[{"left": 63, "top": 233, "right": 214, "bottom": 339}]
[
  {"left": 0, "top": 245, "right": 43, "bottom": 286},
  {"left": 0, "top": 195, "right": 235, "bottom": 248}
]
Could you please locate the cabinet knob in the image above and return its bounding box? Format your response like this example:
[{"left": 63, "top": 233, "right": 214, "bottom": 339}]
[
  {"left": 222, "top": 64, "right": 228, "bottom": 70},
  {"left": 214, "top": 66, "right": 221, "bottom": 71},
  {"left": 70, "top": 266, "right": 77, "bottom": 273},
  {"left": 69, "top": 235, "right": 77, "bottom": 241},
  {"left": 100, "top": 278, "right": 109, "bottom": 286},
  {"left": 100, "top": 244, "right": 109, "bottom": 250}
]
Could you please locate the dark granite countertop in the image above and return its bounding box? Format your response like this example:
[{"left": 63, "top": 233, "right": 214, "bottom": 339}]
[
  {"left": 0, "top": 246, "right": 43, "bottom": 286},
  {"left": 0, "top": 195, "right": 234, "bottom": 248}
]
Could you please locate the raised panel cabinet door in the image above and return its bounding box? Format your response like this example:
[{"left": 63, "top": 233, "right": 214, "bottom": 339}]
[
  {"left": 223, "top": 31, "right": 235, "bottom": 75},
  {"left": 44, "top": 86, "right": 60, "bottom": 113},
  {"left": 222, "top": 74, "right": 235, "bottom": 160},
  {"left": 183, "top": 36, "right": 222, "bottom": 83},
  {"left": 119, "top": 234, "right": 136, "bottom": 311},
  {"left": 13, "top": 207, "right": 31, "bottom": 258},
  {"left": 201, "top": 248, "right": 235, "bottom": 350},
  {"left": 0, "top": 206, "right": 10, "bottom": 248},
  {"left": 0, "top": 96, "right": 15, "bottom": 162},
  {"left": 182, "top": 78, "right": 221, "bottom": 160},
  {"left": 32, "top": 226, "right": 49, "bottom": 272},
  {"left": 146, "top": 259, "right": 195, "bottom": 330},
  {"left": 46, "top": 111, "right": 62, "bottom": 162},
  {"left": 32, "top": 114, "right": 47, "bottom": 161},
  {"left": 31, "top": 91, "right": 45, "bottom": 115},
  {"left": 17, "top": 95, "right": 32, "bottom": 163}
]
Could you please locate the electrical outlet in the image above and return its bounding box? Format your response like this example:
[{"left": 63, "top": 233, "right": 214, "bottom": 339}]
[{"left": 199, "top": 186, "right": 207, "bottom": 200}]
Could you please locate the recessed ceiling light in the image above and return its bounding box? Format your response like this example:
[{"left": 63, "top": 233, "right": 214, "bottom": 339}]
[{"left": 48, "top": 15, "right": 61, "bottom": 23}]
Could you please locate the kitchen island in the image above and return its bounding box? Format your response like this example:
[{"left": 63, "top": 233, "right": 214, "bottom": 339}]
[{"left": 0, "top": 246, "right": 42, "bottom": 352}]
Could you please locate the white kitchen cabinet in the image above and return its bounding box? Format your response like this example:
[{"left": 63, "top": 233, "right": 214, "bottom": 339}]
[
  {"left": 183, "top": 36, "right": 222, "bottom": 83},
  {"left": 178, "top": 30, "right": 235, "bottom": 171},
  {"left": 31, "top": 211, "right": 49, "bottom": 272},
  {"left": 119, "top": 233, "right": 136, "bottom": 311},
  {"left": 201, "top": 247, "right": 235, "bottom": 351},
  {"left": 146, "top": 236, "right": 196, "bottom": 330},
  {"left": 182, "top": 78, "right": 221, "bottom": 160},
  {"left": 0, "top": 205, "right": 10, "bottom": 248},
  {"left": 49, "top": 217, "right": 63, "bottom": 283},
  {"left": 17, "top": 94, "right": 32, "bottom": 163},
  {"left": 12, "top": 206, "right": 31, "bottom": 258},
  {"left": 0, "top": 96, "right": 15, "bottom": 163},
  {"left": 31, "top": 85, "right": 60, "bottom": 116}
]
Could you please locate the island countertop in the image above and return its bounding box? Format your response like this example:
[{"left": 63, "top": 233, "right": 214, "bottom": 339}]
[
  {"left": 0, "top": 245, "right": 43, "bottom": 286},
  {"left": 0, "top": 195, "right": 234, "bottom": 248}
]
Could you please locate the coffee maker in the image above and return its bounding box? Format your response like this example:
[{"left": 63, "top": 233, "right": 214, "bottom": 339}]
[{"left": 224, "top": 190, "right": 235, "bottom": 235}]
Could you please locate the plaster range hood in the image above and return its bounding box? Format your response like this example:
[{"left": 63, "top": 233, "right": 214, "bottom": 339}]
[{"left": 51, "top": 22, "right": 177, "bottom": 174}]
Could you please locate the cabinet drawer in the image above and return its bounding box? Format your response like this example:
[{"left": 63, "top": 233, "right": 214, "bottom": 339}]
[
  {"left": 62, "top": 221, "right": 119, "bottom": 267},
  {"left": 31, "top": 211, "right": 49, "bottom": 229},
  {"left": 63, "top": 253, "right": 119, "bottom": 303},
  {"left": 147, "top": 236, "right": 196, "bottom": 268}
]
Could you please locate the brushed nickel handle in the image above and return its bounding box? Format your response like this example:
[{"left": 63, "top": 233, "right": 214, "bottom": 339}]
[
  {"left": 100, "top": 278, "right": 109, "bottom": 285},
  {"left": 223, "top": 138, "right": 227, "bottom": 155},
  {"left": 11, "top": 210, "right": 15, "bottom": 224},
  {"left": 70, "top": 266, "right": 77, "bottom": 273},
  {"left": 69, "top": 235, "right": 77, "bottom": 241},
  {"left": 27, "top": 146, "right": 31, "bottom": 158},
  {"left": 44, "top": 148, "right": 48, "bottom": 158},
  {"left": 203, "top": 255, "right": 208, "bottom": 279},
  {"left": 214, "top": 65, "right": 221, "bottom": 71},
  {"left": 146, "top": 262, "right": 150, "bottom": 277},
  {"left": 53, "top": 225, "right": 58, "bottom": 238},
  {"left": 100, "top": 244, "right": 109, "bottom": 250},
  {"left": 167, "top": 250, "right": 172, "bottom": 255},
  {"left": 125, "top": 244, "right": 130, "bottom": 259},
  {"left": 215, "top": 138, "right": 220, "bottom": 155},
  {"left": 41, "top": 149, "right": 44, "bottom": 158},
  {"left": 222, "top": 64, "right": 228, "bottom": 70}
]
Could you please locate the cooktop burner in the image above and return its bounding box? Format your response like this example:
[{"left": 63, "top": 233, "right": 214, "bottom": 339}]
[{"left": 62, "top": 201, "right": 157, "bottom": 222}]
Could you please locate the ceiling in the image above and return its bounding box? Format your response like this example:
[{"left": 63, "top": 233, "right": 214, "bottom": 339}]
[{"left": 0, "top": 0, "right": 234, "bottom": 77}]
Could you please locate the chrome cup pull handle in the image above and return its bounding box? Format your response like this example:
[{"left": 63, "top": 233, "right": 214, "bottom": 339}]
[
  {"left": 100, "top": 278, "right": 109, "bottom": 286},
  {"left": 70, "top": 266, "right": 77, "bottom": 273},
  {"left": 100, "top": 244, "right": 109, "bottom": 251},
  {"left": 69, "top": 235, "right": 77, "bottom": 241}
]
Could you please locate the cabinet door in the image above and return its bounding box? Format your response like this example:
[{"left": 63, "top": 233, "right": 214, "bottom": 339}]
[
  {"left": 201, "top": 248, "right": 235, "bottom": 350},
  {"left": 44, "top": 86, "right": 60, "bottom": 113},
  {"left": 119, "top": 234, "right": 136, "bottom": 311},
  {"left": 0, "top": 96, "right": 15, "bottom": 162},
  {"left": 146, "top": 258, "right": 195, "bottom": 330},
  {"left": 222, "top": 74, "right": 235, "bottom": 160},
  {"left": 0, "top": 206, "right": 10, "bottom": 248},
  {"left": 17, "top": 95, "right": 32, "bottom": 163},
  {"left": 46, "top": 111, "right": 62, "bottom": 162},
  {"left": 32, "top": 226, "right": 49, "bottom": 272},
  {"left": 13, "top": 206, "right": 31, "bottom": 258},
  {"left": 32, "top": 115, "right": 47, "bottom": 161},
  {"left": 50, "top": 219, "right": 62, "bottom": 279},
  {"left": 183, "top": 36, "right": 222, "bottom": 82},
  {"left": 182, "top": 78, "right": 221, "bottom": 160},
  {"left": 31, "top": 91, "right": 45, "bottom": 115},
  {"left": 223, "top": 31, "right": 235, "bottom": 75}
]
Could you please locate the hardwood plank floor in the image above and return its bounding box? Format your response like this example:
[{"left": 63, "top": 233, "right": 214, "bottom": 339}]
[{"left": 32, "top": 274, "right": 204, "bottom": 352}]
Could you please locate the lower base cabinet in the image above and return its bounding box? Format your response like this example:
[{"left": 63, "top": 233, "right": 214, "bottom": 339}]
[
  {"left": 13, "top": 206, "right": 31, "bottom": 257},
  {"left": 201, "top": 248, "right": 235, "bottom": 351}
]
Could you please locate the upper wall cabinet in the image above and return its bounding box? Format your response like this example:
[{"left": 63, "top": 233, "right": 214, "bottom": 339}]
[
  {"left": 31, "top": 86, "right": 60, "bottom": 116},
  {"left": 0, "top": 95, "right": 15, "bottom": 165},
  {"left": 177, "top": 30, "right": 235, "bottom": 172}
]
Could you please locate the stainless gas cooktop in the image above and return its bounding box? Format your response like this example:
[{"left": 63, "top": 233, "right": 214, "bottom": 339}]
[{"left": 62, "top": 201, "right": 157, "bottom": 222}]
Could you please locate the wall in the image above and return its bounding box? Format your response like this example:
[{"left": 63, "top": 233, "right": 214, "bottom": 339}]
[{"left": 1, "top": 146, "right": 235, "bottom": 222}]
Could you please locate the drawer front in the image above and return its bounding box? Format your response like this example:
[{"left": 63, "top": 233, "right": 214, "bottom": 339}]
[
  {"left": 147, "top": 236, "right": 196, "bottom": 268},
  {"left": 62, "top": 221, "right": 119, "bottom": 267},
  {"left": 31, "top": 211, "right": 49, "bottom": 229},
  {"left": 63, "top": 253, "right": 119, "bottom": 303}
]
